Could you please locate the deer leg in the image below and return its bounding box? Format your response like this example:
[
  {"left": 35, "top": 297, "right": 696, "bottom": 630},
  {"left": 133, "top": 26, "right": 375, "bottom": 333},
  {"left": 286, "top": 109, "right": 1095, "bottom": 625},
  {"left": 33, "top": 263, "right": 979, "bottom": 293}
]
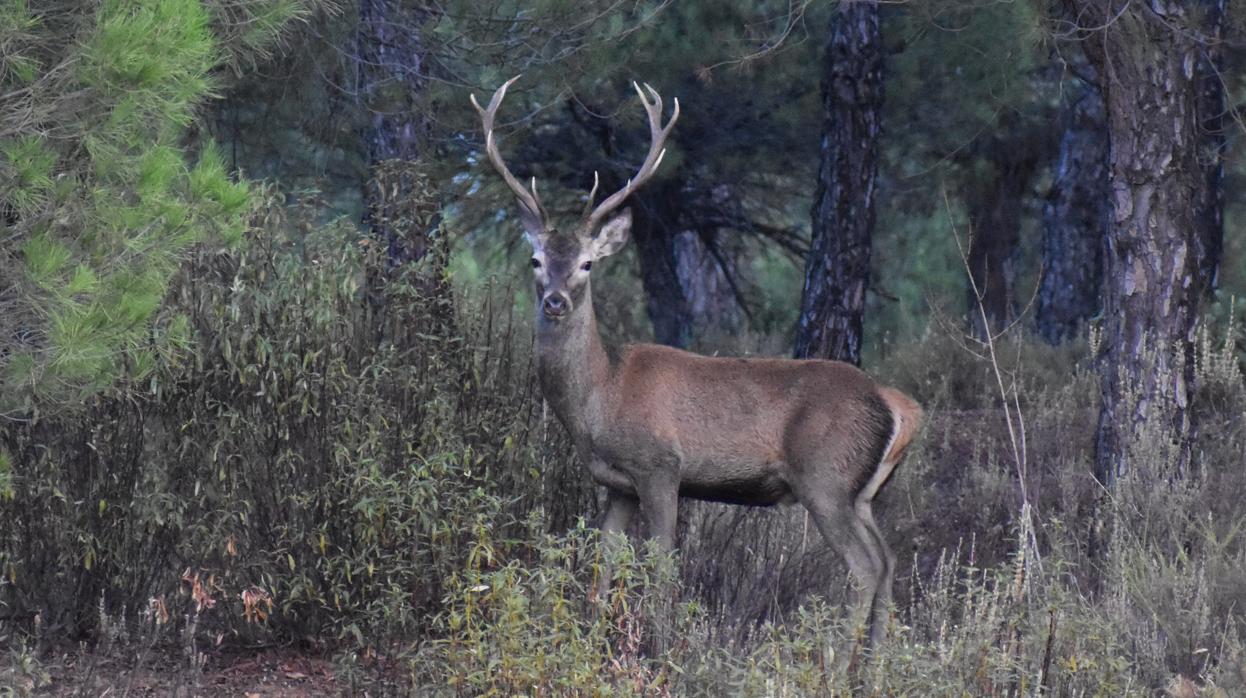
[
  {"left": 601, "top": 488, "right": 639, "bottom": 535},
  {"left": 856, "top": 500, "right": 896, "bottom": 627},
  {"left": 592, "top": 488, "right": 638, "bottom": 603},
  {"left": 637, "top": 477, "right": 680, "bottom": 657},
  {"left": 802, "top": 494, "right": 888, "bottom": 647},
  {"left": 639, "top": 479, "right": 679, "bottom": 552}
]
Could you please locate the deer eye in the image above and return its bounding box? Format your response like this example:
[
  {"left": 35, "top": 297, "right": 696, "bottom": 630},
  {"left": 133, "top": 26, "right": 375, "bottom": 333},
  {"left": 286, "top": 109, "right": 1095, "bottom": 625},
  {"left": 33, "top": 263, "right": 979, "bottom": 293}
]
[
  {"left": 531, "top": 257, "right": 541, "bottom": 269},
  {"left": 580, "top": 261, "right": 592, "bottom": 272}
]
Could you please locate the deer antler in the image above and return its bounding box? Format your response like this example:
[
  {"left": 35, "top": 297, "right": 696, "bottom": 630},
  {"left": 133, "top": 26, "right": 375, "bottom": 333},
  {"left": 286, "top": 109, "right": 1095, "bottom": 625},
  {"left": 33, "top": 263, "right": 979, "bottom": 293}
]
[
  {"left": 585, "top": 82, "right": 680, "bottom": 232},
  {"left": 470, "top": 75, "right": 547, "bottom": 225}
]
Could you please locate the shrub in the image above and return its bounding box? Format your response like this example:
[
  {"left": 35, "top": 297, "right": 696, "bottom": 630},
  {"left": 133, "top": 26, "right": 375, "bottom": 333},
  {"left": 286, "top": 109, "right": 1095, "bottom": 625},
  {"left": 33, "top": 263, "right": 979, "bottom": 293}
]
[{"left": 0, "top": 189, "right": 587, "bottom": 653}]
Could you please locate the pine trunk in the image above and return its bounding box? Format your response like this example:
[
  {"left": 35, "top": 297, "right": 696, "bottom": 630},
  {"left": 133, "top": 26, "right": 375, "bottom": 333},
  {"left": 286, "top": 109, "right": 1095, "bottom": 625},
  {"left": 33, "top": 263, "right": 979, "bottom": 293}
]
[
  {"left": 1195, "top": 0, "right": 1226, "bottom": 297},
  {"left": 1077, "top": 4, "right": 1206, "bottom": 487},
  {"left": 356, "top": 0, "right": 431, "bottom": 265},
  {"left": 794, "top": 0, "right": 883, "bottom": 364},
  {"left": 1036, "top": 78, "right": 1108, "bottom": 344},
  {"left": 960, "top": 109, "right": 1048, "bottom": 338},
  {"left": 674, "top": 229, "right": 745, "bottom": 341},
  {"left": 964, "top": 158, "right": 1025, "bottom": 337},
  {"left": 632, "top": 181, "right": 695, "bottom": 348}
]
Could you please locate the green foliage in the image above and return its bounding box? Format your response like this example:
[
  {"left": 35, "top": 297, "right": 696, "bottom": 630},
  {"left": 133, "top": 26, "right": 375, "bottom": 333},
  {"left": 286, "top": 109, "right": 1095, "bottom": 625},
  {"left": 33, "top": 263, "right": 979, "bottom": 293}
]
[
  {"left": 412, "top": 522, "right": 687, "bottom": 695},
  {"left": 0, "top": 448, "right": 13, "bottom": 502},
  {"left": 206, "top": 0, "right": 317, "bottom": 70},
  {"left": 0, "top": 136, "right": 54, "bottom": 211},
  {"left": 80, "top": 0, "right": 215, "bottom": 99},
  {"left": 0, "top": 640, "right": 50, "bottom": 696},
  {"left": 405, "top": 502, "right": 1243, "bottom": 695},
  {"left": 0, "top": 0, "right": 39, "bottom": 87},
  {"left": 0, "top": 0, "right": 322, "bottom": 414},
  {"left": 888, "top": 1, "right": 1047, "bottom": 149}
]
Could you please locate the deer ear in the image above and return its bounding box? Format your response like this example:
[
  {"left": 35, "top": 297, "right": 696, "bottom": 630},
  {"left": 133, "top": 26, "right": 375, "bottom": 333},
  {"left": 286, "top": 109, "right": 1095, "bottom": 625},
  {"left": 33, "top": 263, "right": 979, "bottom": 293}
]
[{"left": 592, "top": 208, "right": 632, "bottom": 259}]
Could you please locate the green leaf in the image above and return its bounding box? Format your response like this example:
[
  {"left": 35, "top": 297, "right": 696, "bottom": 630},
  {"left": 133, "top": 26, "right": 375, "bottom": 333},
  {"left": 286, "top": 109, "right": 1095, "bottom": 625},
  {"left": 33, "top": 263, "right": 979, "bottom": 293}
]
[
  {"left": 1, "top": 136, "right": 55, "bottom": 191},
  {"left": 137, "top": 145, "right": 182, "bottom": 196}
]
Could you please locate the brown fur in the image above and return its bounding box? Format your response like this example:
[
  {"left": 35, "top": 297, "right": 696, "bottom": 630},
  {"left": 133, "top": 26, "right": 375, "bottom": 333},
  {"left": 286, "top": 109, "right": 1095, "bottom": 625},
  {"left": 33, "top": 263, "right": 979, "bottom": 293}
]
[{"left": 589, "top": 344, "right": 898, "bottom": 507}]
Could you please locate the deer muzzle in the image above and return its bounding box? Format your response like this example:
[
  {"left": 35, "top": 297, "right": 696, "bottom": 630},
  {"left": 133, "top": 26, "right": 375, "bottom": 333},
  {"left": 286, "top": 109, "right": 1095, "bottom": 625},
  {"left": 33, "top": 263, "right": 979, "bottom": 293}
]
[{"left": 542, "top": 292, "right": 571, "bottom": 319}]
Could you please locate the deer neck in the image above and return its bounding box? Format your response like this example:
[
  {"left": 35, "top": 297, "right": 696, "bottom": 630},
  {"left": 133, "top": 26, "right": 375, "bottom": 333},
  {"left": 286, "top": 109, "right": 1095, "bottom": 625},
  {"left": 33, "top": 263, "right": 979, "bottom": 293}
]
[{"left": 535, "top": 287, "right": 612, "bottom": 439}]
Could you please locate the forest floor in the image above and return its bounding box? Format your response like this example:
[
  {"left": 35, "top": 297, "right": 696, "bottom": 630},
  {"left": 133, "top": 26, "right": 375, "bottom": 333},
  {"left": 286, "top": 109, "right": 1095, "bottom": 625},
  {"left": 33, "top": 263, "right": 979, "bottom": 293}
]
[{"left": 5, "top": 647, "right": 347, "bottom": 696}]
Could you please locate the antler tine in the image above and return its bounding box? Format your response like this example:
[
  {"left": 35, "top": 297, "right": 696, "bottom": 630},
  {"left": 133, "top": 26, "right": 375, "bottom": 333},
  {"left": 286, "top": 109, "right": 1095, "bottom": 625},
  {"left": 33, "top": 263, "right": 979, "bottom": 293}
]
[
  {"left": 470, "top": 75, "right": 546, "bottom": 222},
  {"left": 586, "top": 81, "right": 680, "bottom": 231},
  {"left": 581, "top": 171, "right": 600, "bottom": 219}
]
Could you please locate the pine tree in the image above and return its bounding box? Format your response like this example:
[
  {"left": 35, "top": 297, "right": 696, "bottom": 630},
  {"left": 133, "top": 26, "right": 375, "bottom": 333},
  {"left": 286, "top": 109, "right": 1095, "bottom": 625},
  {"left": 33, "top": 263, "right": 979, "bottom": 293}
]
[
  {"left": 1061, "top": 0, "right": 1212, "bottom": 487},
  {"left": 0, "top": 0, "right": 318, "bottom": 414},
  {"left": 794, "top": 0, "right": 884, "bottom": 364}
]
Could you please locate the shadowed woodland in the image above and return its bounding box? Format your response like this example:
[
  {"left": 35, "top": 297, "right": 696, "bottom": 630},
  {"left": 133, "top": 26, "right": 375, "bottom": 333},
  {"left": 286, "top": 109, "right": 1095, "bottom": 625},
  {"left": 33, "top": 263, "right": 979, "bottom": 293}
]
[{"left": 2, "top": 1, "right": 1246, "bottom": 695}]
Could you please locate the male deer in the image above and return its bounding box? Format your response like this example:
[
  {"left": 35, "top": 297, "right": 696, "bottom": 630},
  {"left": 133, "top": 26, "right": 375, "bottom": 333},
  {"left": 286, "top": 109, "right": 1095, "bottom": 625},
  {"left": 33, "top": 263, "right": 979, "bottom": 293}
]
[{"left": 471, "top": 77, "right": 922, "bottom": 646}]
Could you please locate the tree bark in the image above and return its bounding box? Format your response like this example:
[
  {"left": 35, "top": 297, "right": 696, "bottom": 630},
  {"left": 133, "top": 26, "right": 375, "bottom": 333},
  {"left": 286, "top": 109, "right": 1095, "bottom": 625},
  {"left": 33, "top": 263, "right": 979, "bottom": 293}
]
[
  {"left": 356, "top": 0, "right": 432, "bottom": 265},
  {"left": 1070, "top": 2, "right": 1207, "bottom": 487},
  {"left": 794, "top": 0, "right": 883, "bottom": 365},
  {"left": 960, "top": 109, "right": 1047, "bottom": 339},
  {"left": 1036, "top": 77, "right": 1108, "bottom": 344},
  {"left": 674, "top": 228, "right": 745, "bottom": 341},
  {"left": 631, "top": 180, "right": 695, "bottom": 348},
  {"left": 964, "top": 158, "right": 1025, "bottom": 337},
  {"left": 1194, "top": 0, "right": 1227, "bottom": 298}
]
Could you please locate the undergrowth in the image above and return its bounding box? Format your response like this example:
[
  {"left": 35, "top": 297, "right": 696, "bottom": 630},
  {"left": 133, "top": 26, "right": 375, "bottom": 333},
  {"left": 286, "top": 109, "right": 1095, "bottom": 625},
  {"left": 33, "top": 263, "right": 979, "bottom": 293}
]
[{"left": 1, "top": 192, "right": 1244, "bottom": 695}]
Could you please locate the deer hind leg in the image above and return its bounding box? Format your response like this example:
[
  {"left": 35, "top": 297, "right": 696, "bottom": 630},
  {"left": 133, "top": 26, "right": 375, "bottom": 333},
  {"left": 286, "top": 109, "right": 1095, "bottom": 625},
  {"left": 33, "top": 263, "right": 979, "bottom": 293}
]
[
  {"left": 855, "top": 499, "right": 896, "bottom": 637},
  {"left": 801, "top": 491, "right": 889, "bottom": 648}
]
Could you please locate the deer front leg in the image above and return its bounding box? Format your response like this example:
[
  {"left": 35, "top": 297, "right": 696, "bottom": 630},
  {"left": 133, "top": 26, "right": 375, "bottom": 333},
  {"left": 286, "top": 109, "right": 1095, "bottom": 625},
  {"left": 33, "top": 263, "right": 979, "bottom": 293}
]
[
  {"left": 591, "top": 488, "right": 638, "bottom": 603},
  {"left": 600, "top": 488, "right": 639, "bottom": 536},
  {"left": 637, "top": 476, "right": 680, "bottom": 658},
  {"left": 640, "top": 478, "right": 679, "bottom": 552}
]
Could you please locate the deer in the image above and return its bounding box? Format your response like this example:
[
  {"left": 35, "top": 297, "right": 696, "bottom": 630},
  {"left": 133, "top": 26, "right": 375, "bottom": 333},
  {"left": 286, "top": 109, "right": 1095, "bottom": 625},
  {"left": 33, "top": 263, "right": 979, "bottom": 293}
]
[{"left": 471, "top": 76, "right": 923, "bottom": 647}]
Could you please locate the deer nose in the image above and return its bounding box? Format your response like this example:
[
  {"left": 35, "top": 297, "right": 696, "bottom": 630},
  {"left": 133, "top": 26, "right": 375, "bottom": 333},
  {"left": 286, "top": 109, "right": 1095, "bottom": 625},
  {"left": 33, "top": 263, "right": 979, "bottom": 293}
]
[{"left": 542, "top": 293, "right": 570, "bottom": 318}]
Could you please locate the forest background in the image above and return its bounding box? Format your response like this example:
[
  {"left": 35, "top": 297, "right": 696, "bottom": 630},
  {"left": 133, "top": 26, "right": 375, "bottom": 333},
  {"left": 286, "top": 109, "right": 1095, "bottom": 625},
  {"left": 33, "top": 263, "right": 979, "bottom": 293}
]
[{"left": 2, "top": 0, "right": 1246, "bottom": 695}]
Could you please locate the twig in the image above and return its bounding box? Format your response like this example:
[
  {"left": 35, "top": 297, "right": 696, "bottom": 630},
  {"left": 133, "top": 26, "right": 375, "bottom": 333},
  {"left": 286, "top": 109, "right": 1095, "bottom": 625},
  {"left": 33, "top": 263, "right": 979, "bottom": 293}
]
[
  {"left": 941, "top": 186, "right": 1043, "bottom": 575},
  {"left": 1039, "top": 609, "right": 1058, "bottom": 692}
]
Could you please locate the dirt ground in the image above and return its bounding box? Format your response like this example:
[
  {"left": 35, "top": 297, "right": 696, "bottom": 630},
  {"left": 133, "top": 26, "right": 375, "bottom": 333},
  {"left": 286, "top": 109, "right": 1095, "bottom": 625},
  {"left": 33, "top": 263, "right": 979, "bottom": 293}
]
[{"left": 4, "top": 648, "right": 349, "bottom": 696}]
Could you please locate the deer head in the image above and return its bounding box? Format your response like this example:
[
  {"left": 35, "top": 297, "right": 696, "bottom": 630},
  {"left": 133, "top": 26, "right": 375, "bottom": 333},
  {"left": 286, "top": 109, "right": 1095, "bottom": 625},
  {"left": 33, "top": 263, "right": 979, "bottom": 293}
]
[{"left": 471, "top": 76, "right": 679, "bottom": 321}]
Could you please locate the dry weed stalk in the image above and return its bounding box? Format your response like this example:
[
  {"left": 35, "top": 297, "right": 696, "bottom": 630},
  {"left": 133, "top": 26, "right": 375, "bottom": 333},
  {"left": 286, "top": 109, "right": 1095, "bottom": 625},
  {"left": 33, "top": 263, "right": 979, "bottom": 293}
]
[{"left": 941, "top": 188, "right": 1043, "bottom": 575}]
